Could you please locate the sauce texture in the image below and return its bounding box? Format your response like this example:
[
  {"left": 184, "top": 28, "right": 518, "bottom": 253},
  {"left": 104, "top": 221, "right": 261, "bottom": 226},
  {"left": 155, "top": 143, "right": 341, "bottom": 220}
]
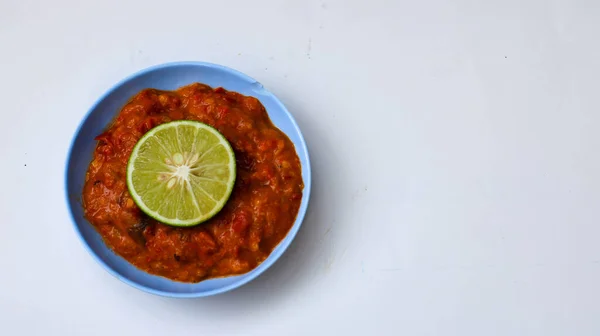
[{"left": 82, "top": 84, "right": 303, "bottom": 282}]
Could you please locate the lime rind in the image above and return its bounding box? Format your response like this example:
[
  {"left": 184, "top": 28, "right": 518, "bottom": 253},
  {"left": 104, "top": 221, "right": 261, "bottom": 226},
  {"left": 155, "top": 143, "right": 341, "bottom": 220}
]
[{"left": 126, "top": 120, "right": 236, "bottom": 227}]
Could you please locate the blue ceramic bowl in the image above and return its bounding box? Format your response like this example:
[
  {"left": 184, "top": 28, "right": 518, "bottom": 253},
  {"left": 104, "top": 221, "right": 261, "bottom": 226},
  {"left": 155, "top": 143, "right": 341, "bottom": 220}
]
[{"left": 65, "top": 62, "right": 311, "bottom": 298}]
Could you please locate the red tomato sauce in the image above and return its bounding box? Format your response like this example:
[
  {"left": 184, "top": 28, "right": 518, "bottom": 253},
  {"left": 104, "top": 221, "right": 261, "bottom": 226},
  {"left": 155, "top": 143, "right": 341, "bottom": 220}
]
[{"left": 82, "top": 84, "right": 303, "bottom": 282}]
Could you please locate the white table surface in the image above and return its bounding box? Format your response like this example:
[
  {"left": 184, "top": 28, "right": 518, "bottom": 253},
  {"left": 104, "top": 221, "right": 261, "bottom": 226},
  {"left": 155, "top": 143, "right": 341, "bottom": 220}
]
[{"left": 2, "top": 0, "right": 600, "bottom": 335}]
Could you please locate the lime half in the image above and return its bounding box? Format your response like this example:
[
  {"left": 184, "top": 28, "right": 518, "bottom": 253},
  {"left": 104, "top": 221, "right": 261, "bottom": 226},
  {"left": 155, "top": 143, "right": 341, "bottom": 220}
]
[{"left": 126, "top": 120, "right": 236, "bottom": 226}]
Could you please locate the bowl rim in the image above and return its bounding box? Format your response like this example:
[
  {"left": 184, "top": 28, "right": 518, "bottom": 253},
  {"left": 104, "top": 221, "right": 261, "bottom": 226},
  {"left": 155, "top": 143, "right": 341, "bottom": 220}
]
[{"left": 64, "top": 61, "right": 312, "bottom": 298}]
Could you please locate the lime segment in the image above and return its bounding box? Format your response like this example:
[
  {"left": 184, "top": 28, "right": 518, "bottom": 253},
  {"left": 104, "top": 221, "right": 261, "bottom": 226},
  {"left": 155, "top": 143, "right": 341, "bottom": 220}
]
[{"left": 127, "top": 120, "right": 236, "bottom": 226}]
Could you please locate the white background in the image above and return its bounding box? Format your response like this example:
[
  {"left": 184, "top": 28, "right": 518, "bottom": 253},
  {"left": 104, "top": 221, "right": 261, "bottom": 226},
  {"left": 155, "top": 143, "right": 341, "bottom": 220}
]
[{"left": 1, "top": 0, "right": 599, "bottom": 335}]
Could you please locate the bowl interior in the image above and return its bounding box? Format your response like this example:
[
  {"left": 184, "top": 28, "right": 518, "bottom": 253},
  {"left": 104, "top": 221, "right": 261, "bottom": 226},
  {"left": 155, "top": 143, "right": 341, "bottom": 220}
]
[{"left": 65, "top": 62, "right": 311, "bottom": 297}]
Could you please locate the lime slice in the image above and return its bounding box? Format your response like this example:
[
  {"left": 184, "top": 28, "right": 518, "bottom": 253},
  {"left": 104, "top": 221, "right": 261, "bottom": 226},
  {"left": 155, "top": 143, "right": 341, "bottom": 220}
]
[{"left": 126, "top": 120, "right": 236, "bottom": 227}]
